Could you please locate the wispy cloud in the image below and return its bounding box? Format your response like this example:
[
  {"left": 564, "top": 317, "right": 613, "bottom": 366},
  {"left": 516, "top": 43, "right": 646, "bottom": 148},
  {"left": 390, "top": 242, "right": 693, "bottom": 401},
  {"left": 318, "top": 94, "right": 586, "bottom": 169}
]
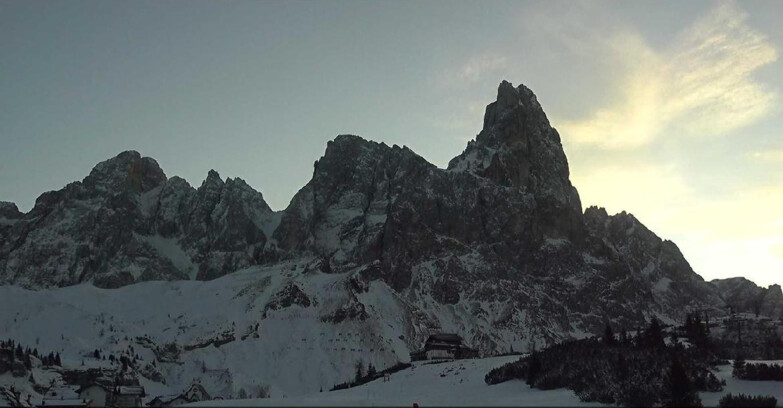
[
  {"left": 749, "top": 150, "right": 783, "bottom": 162},
  {"left": 440, "top": 54, "right": 508, "bottom": 86},
  {"left": 557, "top": 2, "right": 778, "bottom": 149},
  {"left": 429, "top": 53, "right": 509, "bottom": 134}
]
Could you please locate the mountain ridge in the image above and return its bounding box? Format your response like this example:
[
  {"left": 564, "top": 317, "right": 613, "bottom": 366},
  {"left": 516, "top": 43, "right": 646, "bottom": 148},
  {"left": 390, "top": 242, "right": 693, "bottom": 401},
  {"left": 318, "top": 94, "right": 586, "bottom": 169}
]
[{"left": 1, "top": 80, "right": 779, "bottom": 344}]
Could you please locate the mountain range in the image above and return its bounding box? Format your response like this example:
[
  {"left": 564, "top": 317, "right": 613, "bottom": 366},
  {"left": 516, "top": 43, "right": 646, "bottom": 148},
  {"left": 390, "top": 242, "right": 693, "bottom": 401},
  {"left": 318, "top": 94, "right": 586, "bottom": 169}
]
[{"left": 1, "top": 80, "right": 781, "bottom": 396}]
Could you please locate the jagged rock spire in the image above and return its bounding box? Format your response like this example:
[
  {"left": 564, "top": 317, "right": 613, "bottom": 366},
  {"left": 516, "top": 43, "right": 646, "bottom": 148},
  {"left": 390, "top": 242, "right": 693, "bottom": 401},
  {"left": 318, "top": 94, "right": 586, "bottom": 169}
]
[{"left": 449, "top": 80, "right": 584, "bottom": 242}]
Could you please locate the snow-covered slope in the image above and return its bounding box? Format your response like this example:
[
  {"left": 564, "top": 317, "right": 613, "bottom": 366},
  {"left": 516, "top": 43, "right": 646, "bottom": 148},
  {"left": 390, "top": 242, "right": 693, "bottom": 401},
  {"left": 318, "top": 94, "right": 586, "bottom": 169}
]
[
  {"left": 184, "top": 358, "right": 783, "bottom": 407},
  {"left": 0, "top": 259, "right": 420, "bottom": 398},
  {"left": 188, "top": 356, "right": 606, "bottom": 407}
]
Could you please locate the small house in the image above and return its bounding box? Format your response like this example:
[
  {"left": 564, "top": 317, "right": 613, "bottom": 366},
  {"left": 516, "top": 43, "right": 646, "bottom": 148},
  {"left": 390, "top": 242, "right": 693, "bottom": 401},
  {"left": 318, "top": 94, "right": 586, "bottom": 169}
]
[
  {"left": 77, "top": 383, "right": 109, "bottom": 407},
  {"left": 182, "top": 383, "right": 210, "bottom": 402},
  {"left": 147, "top": 394, "right": 190, "bottom": 407},
  {"left": 113, "top": 386, "right": 145, "bottom": 407},
  {"left": 41, "top": 386, "right": 86, "bottom": 407},
  {"left": 421, "top": 333, "right": 478, "bottom": 360}
]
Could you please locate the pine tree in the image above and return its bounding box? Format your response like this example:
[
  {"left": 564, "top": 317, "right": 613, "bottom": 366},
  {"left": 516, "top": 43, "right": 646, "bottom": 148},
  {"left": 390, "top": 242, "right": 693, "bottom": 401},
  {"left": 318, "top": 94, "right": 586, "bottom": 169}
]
[
  {"left": 643, "top": 318, "right": 665, "bottom": 349},
  {"left": 355, "top": 361, "right": 364, "bottom": 383},
  {"left": 525, "top": 353, "right": 542, "bottom": 386},
  {"left": 663, "top": 359, "right": 702, "bottom": 407},
  {"left": 732, "top": 356, "right": 746, "bottom": 378},
  {"left": 603, "top": 324, "right": 616, "bottom": 346}
]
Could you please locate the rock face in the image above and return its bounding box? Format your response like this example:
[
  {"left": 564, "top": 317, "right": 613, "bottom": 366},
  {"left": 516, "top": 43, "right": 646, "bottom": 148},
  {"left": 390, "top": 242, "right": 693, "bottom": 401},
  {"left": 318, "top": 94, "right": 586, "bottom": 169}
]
[
  {"left": 0, "top": 81, "right": 776, "bottom": 354},
  {"left": 0, "top": 151, "right": 278, "bottom": 288},
  {"left": 711, "top": 277, "right": 783, "bottom": 318}
]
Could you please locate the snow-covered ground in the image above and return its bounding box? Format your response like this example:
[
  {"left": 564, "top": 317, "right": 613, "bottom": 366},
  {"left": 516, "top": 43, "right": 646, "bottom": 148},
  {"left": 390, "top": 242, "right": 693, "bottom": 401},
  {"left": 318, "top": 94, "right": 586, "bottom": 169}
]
[
  {"left": 187, "top": 356, "right": 606, "bottom": 407},
  {"left": 184, "top": 358, "right": 783, "bottom": 407},
  {"left": 700, "top": 361, "right": 783, "bottom": 407},
  {"left": 0, "top": 259, "right": 415, "bottom": 399}
]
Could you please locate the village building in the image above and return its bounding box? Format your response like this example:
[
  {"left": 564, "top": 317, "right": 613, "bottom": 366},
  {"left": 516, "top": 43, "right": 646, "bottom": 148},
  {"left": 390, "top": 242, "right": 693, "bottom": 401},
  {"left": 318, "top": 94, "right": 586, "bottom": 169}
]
[
  {"left": 40, "top": 386, "right": 86, "bottom": 407},
  {"left": 182, "top": 383, "right": 210, "bottom": 402},
  {"left": 412, "top": 333, "right": 479, "bottom": 361},
  {"left": 113, "top": 386, "right": 145, "bottom": 408},
  {"left": 76, "top": 384, "right": 109, "bottom": 407},
  {"left": 147, "top": 394, "right": 190, "bottom": 407},
  {"left": 147, "top": 383, "right": 210, "bottom": 407}
]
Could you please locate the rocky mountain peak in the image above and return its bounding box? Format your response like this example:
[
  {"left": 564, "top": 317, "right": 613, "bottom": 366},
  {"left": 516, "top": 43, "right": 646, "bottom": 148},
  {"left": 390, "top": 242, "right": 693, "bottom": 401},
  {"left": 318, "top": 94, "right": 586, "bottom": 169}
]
[
  {"left": 0, "top": 201, "right": 22, "bottom": 219},
  {"left": 448, "top": 81, "right": 567, "bottom": 189},
  {"left": 449, "top": 81, "right": 584, "bottom": 243},
  {"left": 205, "top": 169, "right": 223, "bottom": 184},
  {"left": 483, "top": 80, "right": 544, "bottom": 129},
  {"left": 83, "top": 150, "right": 167, "bottom": 194}
]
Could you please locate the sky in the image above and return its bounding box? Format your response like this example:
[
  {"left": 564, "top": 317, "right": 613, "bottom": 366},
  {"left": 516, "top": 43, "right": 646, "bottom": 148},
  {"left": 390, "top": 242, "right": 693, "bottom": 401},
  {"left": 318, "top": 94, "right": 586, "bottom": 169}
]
[{"left": 1, "top": 0, "right": 781, "bottom": 287}]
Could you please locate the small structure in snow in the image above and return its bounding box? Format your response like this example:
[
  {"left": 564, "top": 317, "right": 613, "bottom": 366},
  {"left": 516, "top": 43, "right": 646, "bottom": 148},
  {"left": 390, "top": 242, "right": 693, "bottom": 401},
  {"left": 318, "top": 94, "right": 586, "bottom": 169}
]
[
  {"left": 76, "top": 383, "right": 110, "bottom": 407},
  {"left": 412, "top": 333, "right": 478, "bottom": 361},
  {"left": 113, "top": 385, "right": 145, "bottom": 407},
  {"left": 41, "top": 385, "right": 87, "bottom": 407},
  {"left": 146, "top": 394, "right": 190, "bottom": 407},
  {"left": 182, "top": 383, "right": 210, "bottom": 403}
]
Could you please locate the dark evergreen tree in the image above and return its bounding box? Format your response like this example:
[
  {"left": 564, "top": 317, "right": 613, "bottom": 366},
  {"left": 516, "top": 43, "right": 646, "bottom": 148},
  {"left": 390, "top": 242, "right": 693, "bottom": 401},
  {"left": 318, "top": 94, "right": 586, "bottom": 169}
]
[
  {"left": 525, "top": 353, "right": 542, "bottom": 386},
  {"left": 355, "top": 361, "right": 364, "bottom": 383},
  {"left": 663, "top": 359, "right": 702, "bottom": 407},
  {"left": 732, "top": 356, "right": 746, "bottom": 378},
  {"left": 642, "top": 318, "right": 665, "bottom": 349},
  {"left": 603, "top": 324, "right": 616, "bottom": 346}
]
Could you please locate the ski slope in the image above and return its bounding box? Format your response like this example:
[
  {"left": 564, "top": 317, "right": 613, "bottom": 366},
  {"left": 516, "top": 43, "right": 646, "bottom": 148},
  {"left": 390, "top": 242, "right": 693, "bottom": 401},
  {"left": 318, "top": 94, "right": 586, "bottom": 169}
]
[{"left": 187, "top": 356, "right": 605, "bottom": 407}]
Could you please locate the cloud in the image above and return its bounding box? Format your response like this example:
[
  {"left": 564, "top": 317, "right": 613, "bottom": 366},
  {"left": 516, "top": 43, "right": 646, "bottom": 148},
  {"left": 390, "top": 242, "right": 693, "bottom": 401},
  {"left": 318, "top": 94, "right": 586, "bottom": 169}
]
[
  {"left": 557, "top": 2, "right": 778, "bottom": 149},
  {"left": 429, "top": 54, "right": 510, "bottom": 134},
  {"left": 441, "top": 54, "right": 508, "bottom": 86},
  {"left": 749, "top": 150, "right": 783, "bottom": 162}
]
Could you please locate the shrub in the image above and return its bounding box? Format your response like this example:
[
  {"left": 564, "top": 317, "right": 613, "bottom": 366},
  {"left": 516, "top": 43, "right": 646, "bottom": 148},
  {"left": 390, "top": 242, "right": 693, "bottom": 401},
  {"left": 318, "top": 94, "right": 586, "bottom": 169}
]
[{"left": 718, "top": 393, "right": 777, "bottom": 408}]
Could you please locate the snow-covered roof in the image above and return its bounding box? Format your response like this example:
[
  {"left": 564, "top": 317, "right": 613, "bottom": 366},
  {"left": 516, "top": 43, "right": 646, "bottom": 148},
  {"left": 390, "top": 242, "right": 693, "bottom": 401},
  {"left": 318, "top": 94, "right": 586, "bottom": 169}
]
[
  {"left": 76, "top": 383, "right": 109, "bottom": 393},
  {"left": 149, "top": 393, "right": 188, "bottom": 404},
  {"left": 41, "top": 398, "right": 87, "bottom": 406},
  {"left": 46, "top": 386, "right": 80, "bottom": 399}
]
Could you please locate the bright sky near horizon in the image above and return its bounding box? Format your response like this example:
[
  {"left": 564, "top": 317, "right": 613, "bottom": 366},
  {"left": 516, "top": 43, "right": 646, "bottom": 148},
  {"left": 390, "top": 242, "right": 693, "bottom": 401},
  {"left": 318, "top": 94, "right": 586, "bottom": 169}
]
[{"left": 1, "top": 1, "right": 781, "bottom": 287}]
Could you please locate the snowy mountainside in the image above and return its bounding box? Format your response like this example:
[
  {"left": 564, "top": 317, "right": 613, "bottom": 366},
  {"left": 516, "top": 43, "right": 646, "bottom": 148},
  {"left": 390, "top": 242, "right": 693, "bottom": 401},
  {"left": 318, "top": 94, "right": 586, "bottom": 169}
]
[
  {"left": 0, "top": 254, "right": 611, "bottom": 398},
  {"left": 0, "top": 259, "right": 413, "bottom": 397}
]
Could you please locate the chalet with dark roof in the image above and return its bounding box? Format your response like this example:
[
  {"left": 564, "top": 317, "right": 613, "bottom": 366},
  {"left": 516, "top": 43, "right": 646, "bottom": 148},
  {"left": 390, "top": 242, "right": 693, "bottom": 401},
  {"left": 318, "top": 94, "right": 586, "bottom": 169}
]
[{"left": 415, "top": 333, "right": 478, "bottom": 360}]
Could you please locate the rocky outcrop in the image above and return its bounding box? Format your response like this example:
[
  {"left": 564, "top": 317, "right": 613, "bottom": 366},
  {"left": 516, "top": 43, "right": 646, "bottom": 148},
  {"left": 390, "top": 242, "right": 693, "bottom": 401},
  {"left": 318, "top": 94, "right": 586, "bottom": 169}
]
[
  {"left": 711, "top": 277, "right": 783, "bottom": 318},
  {"left": 0, "top": 152, "right": 277, "bottom": 288}
]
